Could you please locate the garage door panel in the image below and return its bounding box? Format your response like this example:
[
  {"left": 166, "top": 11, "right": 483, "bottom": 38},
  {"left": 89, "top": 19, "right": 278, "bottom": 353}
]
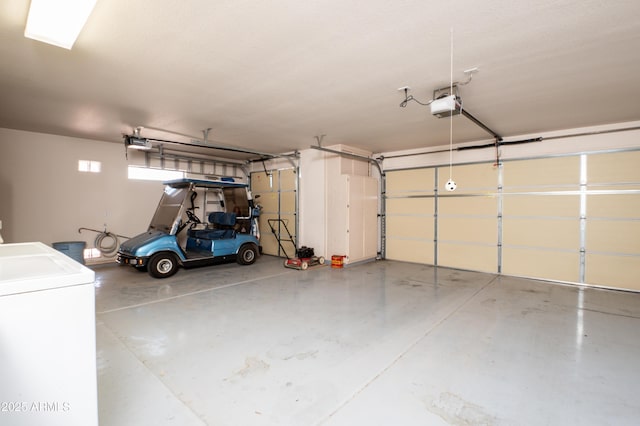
[
  {"left": 386, "top": 198, "right": 433, "bottom": 214},
  {"left": 279, "top": 169, "right": 297, "bottom": 190},
  {"left": 280, "top": 192, "right": 296, "bottom": 212},
  {"left": 386, "top": 238, "right": 434, "bottom": 264},
  {"left": 386, "top": 215, "right": 433, "bottom": 239},
  {"left": 587, "top": 194, "right": 640, "bottom": 219},
  {"left": 259, "top": 216, "right": 295, "bottom": 256},
  {"left": 386, "top": 169, "right": 435, "bottom": 193},
  {"left": 252, "top": 172, "right": 279, "bottom": 192},
  {"left": 438, "top": 243, "right": 497, "bottom": 273},
  {"left": 586, "top": 220, "right": 640, "bottom": 254},
  {"left": 586, "top": 254, "right": 640, "bottom": 291},
  {"left": 278, "top": 214, "right": 296, "bottom": 230},
  {"left": 502, "top": 248, "right": 579, "bottom": 283},
  {"left": 261, "top": 234, "right": 295, "bottom": 257},
  {"left": 439, "top": 217, "right": 497, "bottom": 244},
  {"left": 503, "top": 218, "right": 579, "bottom": 250},
  {"left": 503, "top": 156, "right": 580, "bottom": 187},
  {"left": 502, "top": 186, "right": 580, "bottom": 194},
  {"left": 503, "top": 195, "right": 579, "bottom": 217},
  {"left": 279, "top": 239, "right": 296, "bottom": 258},
  {"left": 438, "top": 164, "right": 498, "bottom": 192},
  {"left": 258, "top": 212, "right": 280, "bottom": 227},
  {"left": 257, "top": 193, "right": 280, "bottom": 212},
  {"left": 260, "top": 233, "right": 280, "bottom": 256},
  {"left": 587, "top": 184, "right": 640, "bottom": 191},
  {"left": 438, "top": 196, "right": 497, "bottom": 216},
  {"left": 588, "top": 151, "right": 640, "bottom": 184}
]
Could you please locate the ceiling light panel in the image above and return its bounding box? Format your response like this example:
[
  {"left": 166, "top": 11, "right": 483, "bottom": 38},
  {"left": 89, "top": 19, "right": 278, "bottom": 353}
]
[{"left": 24, "top": 0, "right": 97, "bottom": 49}]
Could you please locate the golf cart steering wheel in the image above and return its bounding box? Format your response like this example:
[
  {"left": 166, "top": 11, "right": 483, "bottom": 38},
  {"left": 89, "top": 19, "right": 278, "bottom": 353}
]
[{"left": 186, "top": 209, "right": 201, "bottom": 224}]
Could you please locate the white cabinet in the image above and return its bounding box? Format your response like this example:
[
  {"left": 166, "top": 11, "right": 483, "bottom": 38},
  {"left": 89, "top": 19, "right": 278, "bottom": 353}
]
[
  {"left": 0, "top": 242, "right": 97, "bottom": 426},
  {"left": 327, "top": 174, "right": 378, "bottom": 264}
]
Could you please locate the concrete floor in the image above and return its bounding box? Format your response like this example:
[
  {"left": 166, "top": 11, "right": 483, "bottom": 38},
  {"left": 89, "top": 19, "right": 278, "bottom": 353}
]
[{"left": 95, "top": 256, "right": 640, "bottom": 425}]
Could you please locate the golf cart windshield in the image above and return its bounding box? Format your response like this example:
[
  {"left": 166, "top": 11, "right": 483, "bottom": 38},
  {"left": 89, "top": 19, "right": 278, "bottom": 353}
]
[{"left": 148, "top": 186, "right": 190, "bottom": 233}]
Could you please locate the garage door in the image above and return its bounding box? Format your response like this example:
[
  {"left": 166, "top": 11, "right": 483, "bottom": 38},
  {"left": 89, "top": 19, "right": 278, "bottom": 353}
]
[
  {"left": 251, "top": 169, "right": 297, "bottom": 258},
  {"left": 385, "top": 149, "right": 640, "bottom": 291}
]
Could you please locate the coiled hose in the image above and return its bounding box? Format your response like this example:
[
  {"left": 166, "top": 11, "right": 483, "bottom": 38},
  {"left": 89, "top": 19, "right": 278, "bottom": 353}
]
[
  {"left": 94, "top": 231, "right": 119, "bottom": 257},
  {"left": 78, "top": 227, "right": 130, "bottom": 258}
]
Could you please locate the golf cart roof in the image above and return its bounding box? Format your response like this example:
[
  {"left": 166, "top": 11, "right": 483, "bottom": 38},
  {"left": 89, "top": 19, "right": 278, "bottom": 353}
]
[{"left": 163, "top": 178, "right": 248, "bottom": 189}]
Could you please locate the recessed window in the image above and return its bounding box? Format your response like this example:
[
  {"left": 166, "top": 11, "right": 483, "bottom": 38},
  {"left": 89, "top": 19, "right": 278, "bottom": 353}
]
[
  {"left": 128, "top": 166, "right": 184, "bottom": 181},
  {"left": 78, "top": 160, "right": 101, "bottom": 173}
]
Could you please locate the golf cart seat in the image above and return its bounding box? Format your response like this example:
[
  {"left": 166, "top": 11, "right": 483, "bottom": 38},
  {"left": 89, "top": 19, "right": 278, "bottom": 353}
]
[{"left": 188, "top": 212, "right": 237, "bottom": 240}]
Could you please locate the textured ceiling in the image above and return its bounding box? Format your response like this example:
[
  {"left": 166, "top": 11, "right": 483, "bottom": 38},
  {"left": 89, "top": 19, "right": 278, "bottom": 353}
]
[{"left": 1, "top": 0, "right": 639, "bottom": 159}]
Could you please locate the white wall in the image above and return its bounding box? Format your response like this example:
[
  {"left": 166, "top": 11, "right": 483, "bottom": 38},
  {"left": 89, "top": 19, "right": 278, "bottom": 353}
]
[
  {"left": 299, "top": 149, "right": 326, "bottom": 256},
  {"left": 0, "top": 128, "right": 163, "bottom": 261}
]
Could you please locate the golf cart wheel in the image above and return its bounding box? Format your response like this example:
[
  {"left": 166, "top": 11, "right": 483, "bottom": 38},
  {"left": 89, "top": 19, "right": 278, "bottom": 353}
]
[
  {"left": 148, "top": 252, "right": 178, "bottom": 278},
  {"left": 237, "top": 245, "right": 258, "bottom": 265},
  {"left": 301, "top": 261, "right": 309, "bottom": 270},
  {"left": 317, "top": 256, "right": 325, "bottom": 265}
]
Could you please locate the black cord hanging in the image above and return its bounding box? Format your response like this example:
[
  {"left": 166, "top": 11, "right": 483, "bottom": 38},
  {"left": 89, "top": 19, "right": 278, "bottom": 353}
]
[{"left": 399, "top": 88, "right": 433, "bottom": 107}]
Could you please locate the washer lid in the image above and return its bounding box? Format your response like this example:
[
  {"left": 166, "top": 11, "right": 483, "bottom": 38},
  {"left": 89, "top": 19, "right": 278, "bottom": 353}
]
[{"left": 0, "top": 242, "right": 95, "bottom": 296}]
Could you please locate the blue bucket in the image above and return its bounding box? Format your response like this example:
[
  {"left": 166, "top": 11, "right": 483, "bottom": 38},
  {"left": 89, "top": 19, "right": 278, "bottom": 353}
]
[{"left": 52, "top": 241, "right": 86, "bottom": 265}]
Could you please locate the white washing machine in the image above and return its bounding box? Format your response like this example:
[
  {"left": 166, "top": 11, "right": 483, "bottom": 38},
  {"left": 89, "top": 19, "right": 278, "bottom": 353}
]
[{"left": 0, "top": 242, "right": 97, "bottom": 426}]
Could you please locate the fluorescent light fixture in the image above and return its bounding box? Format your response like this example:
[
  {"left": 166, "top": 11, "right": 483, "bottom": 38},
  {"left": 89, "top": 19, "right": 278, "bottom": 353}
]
[
  {"left": 25, "top": 0, "right": 97, "bottom": 49},
  {"left": 128, "top": 166, "right": 184, "bottom": 182},
  {"left": 127, "top": 144, "right": 153, "bottom": 151}
]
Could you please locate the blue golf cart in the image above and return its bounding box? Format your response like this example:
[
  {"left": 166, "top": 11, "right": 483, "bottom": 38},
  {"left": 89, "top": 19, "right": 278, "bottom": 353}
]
[{"left": 117, "top": 178, "right": 261, "bottom": 278}]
